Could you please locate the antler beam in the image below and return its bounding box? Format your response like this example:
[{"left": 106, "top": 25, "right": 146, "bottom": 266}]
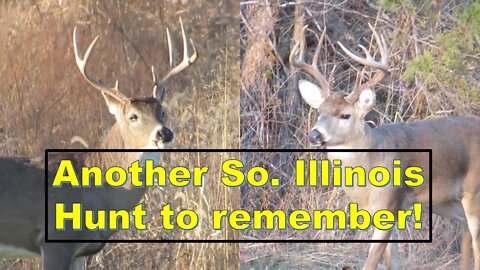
[
  {"left": 73, "top": 28, "right": 127, "bottom": 104},
  {"left": 152, "top": 18, "right": 198, "bottom": 100},
  {"left": 289, "top": 25, "right": 333, "bottom": 98},
  {"left": 338, "top": 23, "right": 389, "bottom": 103}
]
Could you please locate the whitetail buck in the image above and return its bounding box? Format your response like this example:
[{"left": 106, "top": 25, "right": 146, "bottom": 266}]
[
  {"left": 290, "top": 24, "right": 480, "bottom": 270},
  {"left": 0, "top": 19, "right": 197, "bottom": 269}
]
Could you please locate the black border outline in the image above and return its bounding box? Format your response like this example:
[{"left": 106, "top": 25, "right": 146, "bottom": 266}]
[{"left": 45, "top": 148, "right": 433, "bottom": 243}]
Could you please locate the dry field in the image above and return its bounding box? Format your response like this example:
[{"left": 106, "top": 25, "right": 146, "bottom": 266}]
[
  {"left": 2, "top": 0, "right": 480, "bottom": 269},
  {"left": 0, "top": 0, "right": 239, "bottom": 269},
  {"left": 240, "top": 0, "right": 480, "bottom": 269}
]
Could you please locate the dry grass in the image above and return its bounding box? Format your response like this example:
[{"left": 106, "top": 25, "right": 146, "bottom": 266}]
[
  {"left": 0, "top": 0, "right": 239, "bottom": 269},
  {"left": 240, "top": 0, "right": 479, "bottom": 269}
]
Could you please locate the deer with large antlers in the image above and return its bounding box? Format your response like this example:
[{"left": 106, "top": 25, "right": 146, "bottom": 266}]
[
  {"left": 290, "top": 24, "right": 480, "bottom": 270},
  {"left": 0, "top": 19, "right": 197, "bottom": 269}
]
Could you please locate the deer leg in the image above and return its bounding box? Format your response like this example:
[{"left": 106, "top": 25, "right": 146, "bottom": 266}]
[
  {"left": 462, "top": 223, "right": 473, "bottom": 270},
  {"left": 383, "top": 230, "right": 398, "bottom": 270},
  {"left": 363, "top": 228, "right": 394, "bottom": 270},
  {"left": 462, "top": 189, "right": 480, "bottom": 270},
  {"left": 465, "top": 213, "right": 480, "bottom": 270},
  {"left": 41, "top": 243, "right": 76, "bottom": 270},
  {"left": 362, "top": 185, "right": 401, "bottom": 270},
  {"left": 70, "top": 257, "right": 86, "bottom": 270}
]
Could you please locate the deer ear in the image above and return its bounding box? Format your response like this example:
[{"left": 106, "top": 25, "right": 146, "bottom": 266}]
[
  {"left": 357, "top": 88, "right": 376, "bottom": 113},
  {"left": 298, "top": 79, "right": 325, "bottom": 109},
  {"left": 102, "top": 93, "right": 122, "bottom": 116}
]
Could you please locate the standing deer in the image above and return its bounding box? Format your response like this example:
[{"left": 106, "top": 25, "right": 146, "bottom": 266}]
[
  {"left": 0, "top": 19, "right": 197, "bottom": 269},
  {"left": 290, "top": 24, "right": 480, "bottom": 270}
]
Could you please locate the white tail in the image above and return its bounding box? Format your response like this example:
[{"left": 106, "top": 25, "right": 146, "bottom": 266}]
[
  {"left": 0, "top": 18, "right": 197, "bottom": 269},
  {"left": 291, "top": 24, "right": 480, "bottom": 270}
]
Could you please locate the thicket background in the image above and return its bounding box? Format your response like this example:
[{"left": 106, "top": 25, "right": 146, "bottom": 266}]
[
  {"left": 241, "top": 0, "right": 479, "bottom": 269},
  {"left": 0, "top": 0, "right": 239, "bottom": 269}
]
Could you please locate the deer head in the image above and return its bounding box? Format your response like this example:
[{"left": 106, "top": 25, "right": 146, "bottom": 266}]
[
  {"left": 290, "top": 23, "right": 389, "bottom": 147},
  {"left": 73, "top": 19, "right": 197, "bottom": 149}
]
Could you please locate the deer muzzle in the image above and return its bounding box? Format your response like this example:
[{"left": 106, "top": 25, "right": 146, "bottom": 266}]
[
  {"left": 156, "top": 126, "right": 174, "bottom": 144},
  {"left": 309, "top": 129, "right": 325, "bottom": 145}
]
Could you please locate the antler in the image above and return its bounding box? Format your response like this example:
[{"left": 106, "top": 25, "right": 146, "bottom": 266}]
[
  {"left": 338, "top": 23, "right": 389, "bottom": 103},
  {"left": 73, "top": 28, "right": 127, "bottom": 105},
  {"left": 290, "top": 25, "right": 334, "bottom": 98},
  {"left": 152, "top": 18, "right": 198, "bottom": 101}
]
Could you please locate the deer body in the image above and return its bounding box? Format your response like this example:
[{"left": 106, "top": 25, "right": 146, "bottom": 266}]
[
  {"left": 324, "top": 97, "right": 480, "bottom": 270},
  {"left": 329, "top": 114, "right": 480, "bottom": 215},
  {"left": 291, "top": 24, "right": 480, "bottom": 270},
  {"left": 0, "top": 19, "right": 197, "bottom": 270}
]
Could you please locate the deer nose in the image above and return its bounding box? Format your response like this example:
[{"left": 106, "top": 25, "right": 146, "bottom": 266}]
[
  {"left": 157, "top": 126, "right": 173, "bottom": 143},
  {"left": 309, "top": 129, "right": 323, "bottom": 144}
]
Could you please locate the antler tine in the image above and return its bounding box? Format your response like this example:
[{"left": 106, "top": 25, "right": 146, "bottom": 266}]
[
  {"left": 151, "top": 65, "right": 166, "bottom": 101},
  {"left": 312, "top": 27, "right": 327, "bottom": 67},
  {"left": 151, "top": 65, "right": 158, "bottom": 85},
  {"left": 166, "top": 28, "right": 175, "bottom": 68},
  {"left": 73, "top": 28, "right": 127, "bottom": 104},
  {"left": 153, "top": 17, "right": 198, "bottom": 98},
  {"left": 338, "top": 23, "right": 389, "bottom": 103},
  {"left": 289, "top": 25, "right": 331, "bottom": 97}
]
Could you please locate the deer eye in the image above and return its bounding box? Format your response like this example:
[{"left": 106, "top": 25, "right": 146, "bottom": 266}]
[
  {"left": 340, "top": 114, "right": 351, "bottom": 120},
  {"left": 129, "top": 114, "right": 139, "bottom": 122}
]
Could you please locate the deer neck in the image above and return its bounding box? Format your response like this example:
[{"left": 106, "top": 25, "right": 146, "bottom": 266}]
[
  {"left": 327, "top": 122, "right": 375, "bottom": 162},
  {"left": 82, "top": 123, "right": 155, "bottom": 210},
  {"left": 84, "top": 124, "right": 141, "bottom": 168}
]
